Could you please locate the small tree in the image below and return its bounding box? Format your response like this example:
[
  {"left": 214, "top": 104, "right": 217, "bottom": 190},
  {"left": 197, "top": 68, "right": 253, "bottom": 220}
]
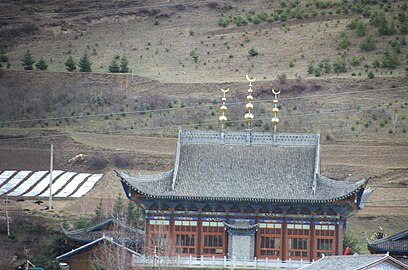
[
  {"left": 356, "top": 22, "right": 367, "bottom": 37},
  {"left": 108, "top": 55, "right": 120, "bottom": 73},
  {"left": 343, "top": 232, "right": 361, "bottom": 255},
  {"left": 78, "top": 51, "right": 92, "bottom": 72},
  {"left": 381, "top": 51, "right": 399, "bottom": 69},
  {"left": 333, "top": 57, "right": 348, "bottom": 73},
  {"left": 378, "top": 19, "right": 396, "bottom": 35},
  {"left": 0, "top": 47, "right": 8, "bottom": 63},
  {"left": 21, "top": 49, "right": 35, "bottom": 70},
  {"left": 127, "top": 201, "right": 143, "bottom": 228},
  {"left": 35, "top": 57, "right": 48, "bottom": 71},
  {"left": 307, "top": 62, "right": 314, "bottom": 74},
  {"left": 93, "top": 200, "right": 104, "bottom": 224},
  {"left": 360, "top": 35, "right": 376, "bottom": 51},
  {"left": 113, "top": 193, "right": 126, "bottom": 220},
  {"left": 338, "top": 33, "right": 350, "bottom": 49},
  {"left": 64, "top": 55, "right": 76, "bottom": 71},
  {"left": 119, "top": 55, "right": 129, "bottom": 73},
  {"left": 367, "top": 70, "right": 375, "bottom": 79}
]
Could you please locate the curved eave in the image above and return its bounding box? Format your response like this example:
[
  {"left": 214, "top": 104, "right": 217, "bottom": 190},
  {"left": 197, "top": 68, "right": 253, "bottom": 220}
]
[
  {"left": 367, "top": 244, "right": 408, "bottom": 254},
  {"left": 120, "top": 177, "right": 368, "bottom": 204},
  {"left": 64, "top": 233, "right": 144, "bottom": 244},
  {"left": 62, "top": 217, "right": 144, "bottom": 237}
]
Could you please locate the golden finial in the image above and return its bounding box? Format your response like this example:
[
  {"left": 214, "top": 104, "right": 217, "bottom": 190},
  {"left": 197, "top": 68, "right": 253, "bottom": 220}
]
[
  {"left": 245, "top": 75, "right": 256, "bottom": 129},
  {"left": 219, "top": 88, "right": 229, "bottom": 130},
  {"left": 271, "top": 89, "right": 281, "bottom": 132}
]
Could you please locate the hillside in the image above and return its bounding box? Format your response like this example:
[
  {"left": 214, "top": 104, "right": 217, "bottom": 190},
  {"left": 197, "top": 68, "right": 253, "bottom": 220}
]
[
  {"left": 0, "top": 0, "right": 407, "bottom": 268},
  {"left": 0, "top": 0, "right": 407, "bottom": 82}
]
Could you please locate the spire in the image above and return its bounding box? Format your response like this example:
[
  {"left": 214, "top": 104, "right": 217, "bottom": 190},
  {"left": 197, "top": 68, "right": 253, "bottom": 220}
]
[
  {"left": 245, "top": 75, "right": 255, "bottom": 130},
  {"left": 271, "top": 89, "right": 280, "bottom": 132},
  {"left": 219, "top": 88, "right": 229, "bottom": 130}
]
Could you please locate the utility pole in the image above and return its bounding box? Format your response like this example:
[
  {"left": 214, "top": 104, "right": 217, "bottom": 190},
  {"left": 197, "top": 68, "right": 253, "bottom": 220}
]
[
  {"left": 49, "top": 143, "right": 53, "bottom": 210},
  {"left": 6, "top": 209, "right": 10, "bottom": 236}
]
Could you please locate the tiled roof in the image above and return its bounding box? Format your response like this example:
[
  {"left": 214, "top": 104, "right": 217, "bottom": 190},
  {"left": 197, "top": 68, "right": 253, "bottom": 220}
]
[
  {"left": 118, "top": 130, "right": 368, "bottom": 203},
  {"left": 299, "top": 254, "right": 408, "bottom": 270},
  {"left": 62, "top": 217, "right": 145, "bottom": 243},
  {"left": 57, "top": 236, "right": 141, "bottom": 261},
  {"left": 367, "top": 229, "right": 408, "bottom": 253}
]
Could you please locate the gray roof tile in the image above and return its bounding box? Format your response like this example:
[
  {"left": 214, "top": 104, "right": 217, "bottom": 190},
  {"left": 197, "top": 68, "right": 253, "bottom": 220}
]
[
  {"left": 299, "top": 254, "right": 408, "bottom": 270},
  {"left": 368, "top": 229, "right": 408, "bottom": 252},
  {"left": 118, "top": 130, "right": 367, "bottom": 203}
]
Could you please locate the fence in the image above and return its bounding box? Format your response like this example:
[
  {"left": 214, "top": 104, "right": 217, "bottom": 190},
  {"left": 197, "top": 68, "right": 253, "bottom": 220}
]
[{"left": 133, "top": 255, "right": 312, "bottom": 269}]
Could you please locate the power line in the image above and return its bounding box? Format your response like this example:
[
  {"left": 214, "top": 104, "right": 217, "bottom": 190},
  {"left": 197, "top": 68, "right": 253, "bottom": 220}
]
[
  {"left": 0, "top": 102, "right": 406, "bottom": 142},
  {"left": 1, "top": 85, "right": 406, "bottom": 125}
]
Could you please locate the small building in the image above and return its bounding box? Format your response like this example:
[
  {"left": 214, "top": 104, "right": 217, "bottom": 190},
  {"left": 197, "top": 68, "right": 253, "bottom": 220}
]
[
  {"left": 117, "top": 77, "right": 372, "bottom": 261},
  {"left": 299, "top": 253, "right": 408, "bottom": 269},
  {"left": 367, "top": 229, "right": 408, "bottom": 265},
  {"left": 57, "top": 236, "right": 141, "bottom": 270},
  {"left": 61, "top": 217, "right": 144, "bottom": 250}
]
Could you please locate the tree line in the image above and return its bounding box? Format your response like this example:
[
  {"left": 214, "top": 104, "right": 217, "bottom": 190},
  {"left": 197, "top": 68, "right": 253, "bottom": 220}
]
[{"left": 18, "top": 49, "right": 131, "bottom": 73}]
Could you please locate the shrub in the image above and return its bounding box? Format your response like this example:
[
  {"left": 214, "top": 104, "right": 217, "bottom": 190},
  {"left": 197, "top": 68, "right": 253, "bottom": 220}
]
[
  {"left": 347, "top": 17, "right": 360, "bottom": 29},
  {"left": 0, "top": 47, "right": 8, "bottom": 63},
  {"left": 350, "top": 56, "right": 362, "bottom": 66},
  {"left": 367, "top": 70, "right": 375, "bottom": 78},
  {"left": 88, "top": 155, "right": 108, "bottom": 170},
  {"left": 381, "top": 51, "right": 400, "bottom": 69},
  {"left": 113, "top": 155, "right": 129, "bottom": 168},
  {"left": 190, "top": 50, "right": 199, "bottom": 63},
  {"left": 356, "top": 22, "right": 367, "bottom": 36},
  {"left": 333, "top": 57, "right": 348, "bottom": 73},
  {"left": 233, "top": 16, "right": 247, "bottom": 26},
  {"left": 370, "top": 11, "right": 386, "bottom": 27},
  {"left": 314, "top": 67, "right": 322, "bottom": 77},
  {"left": 320, "top": 59, "right": 331, "bottom": 73},
  {"left": 289, "top": 61, "right": 294, "bottom": 67},
  {"left": 218, "top": 17, "right": 230, "bottom": 27},
  {"left": 307, "top": 63, "right": 314, "bottom": 74},
  {"left": 248, "top": 47, "right": 259, "bottom": 56},
  {"left": 401, "top": 22, "right": 408, "bottom": 34},
  {"left": 360, "top": 35, "right": 376, "bottom": 51},
  {"left": 372, "top": 59, "right": 380, "bottom": 68},
  {"left": 378, "top": 19, "right": 396, "bottom": 35},
  {"left": 338, "top": 33, "right": 350, "bottom": 49}
]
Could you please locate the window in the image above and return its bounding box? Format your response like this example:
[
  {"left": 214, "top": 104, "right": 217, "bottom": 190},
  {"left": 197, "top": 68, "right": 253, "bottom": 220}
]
[
  {"left": 258, "top": 223, "right": 282, "bottom": 258},
  {"left": 174, "top": 220, "right": 197, "bottom": 255},
  {"left": 287, "top": 223, "right": 310, "bottom": 259},
  {"left": 148, "top": 219, "right": 169, "bottom": 255},
  {"left": 315, "top": 224, "right": 336, "bottom": 258},
  {"left": 202, "top": 221, "right": 225, "bottom": 256}
]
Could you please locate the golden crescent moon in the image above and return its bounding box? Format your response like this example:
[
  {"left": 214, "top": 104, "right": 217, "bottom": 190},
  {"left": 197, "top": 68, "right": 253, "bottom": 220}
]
[
  {"left": 221, "top": 88, "right": 230, "bottom": 93},
  {"left": 246, "top": 75, "right": 256, "bottom": 82},
  {"left": 272, "top": 89, "right": 281, "bottom": 95}
]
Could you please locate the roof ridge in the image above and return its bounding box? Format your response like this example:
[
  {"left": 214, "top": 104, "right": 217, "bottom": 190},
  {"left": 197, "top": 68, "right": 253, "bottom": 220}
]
[
  {"left": 116, "top": 170, "right": 173, "bottom": 183},
  {"left": 367, "top": 229, "right": 408, "bottom": 245}
]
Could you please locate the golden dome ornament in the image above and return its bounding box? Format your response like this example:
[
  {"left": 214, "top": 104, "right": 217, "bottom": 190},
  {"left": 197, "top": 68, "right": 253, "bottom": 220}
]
[
  {"left": 219, "top": 88, "right": 229, "bottom": 130},
  {"left": 271, "top": 89, "right": 281, "bottom": 132},
  {"left": 245, "top": 75, "right": 256, "bottom": 130}
]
